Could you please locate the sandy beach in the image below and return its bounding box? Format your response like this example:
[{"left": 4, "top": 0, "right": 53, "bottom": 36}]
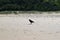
[{"left": 0, "top": 14, "right": 60, "bottom": 40}]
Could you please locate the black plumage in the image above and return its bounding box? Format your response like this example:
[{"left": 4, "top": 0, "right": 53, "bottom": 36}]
[{"left": 29, "top": 19, "right": 34, "bottom": 24}]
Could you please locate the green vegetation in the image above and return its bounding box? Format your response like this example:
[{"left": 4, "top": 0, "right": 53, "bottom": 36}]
[{"left": 0, "top": 0, "right": 60, "bottom": 11}]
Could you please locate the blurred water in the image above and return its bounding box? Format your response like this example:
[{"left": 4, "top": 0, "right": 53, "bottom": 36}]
[
  {"left": 0, "top": 14, "right": 60, "bottom": 32},
  {"left": 0, "top": 14, "right": 60, "bottom": 40}
]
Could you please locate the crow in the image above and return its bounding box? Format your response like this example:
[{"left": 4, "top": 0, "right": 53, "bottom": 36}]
[{"left": 29, "top": 19, "right": 34, "bottom": 24}]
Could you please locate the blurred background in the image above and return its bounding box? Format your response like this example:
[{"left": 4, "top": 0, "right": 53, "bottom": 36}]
[{"left": 0, "top": 0, "right": 60, "bottom": 11}]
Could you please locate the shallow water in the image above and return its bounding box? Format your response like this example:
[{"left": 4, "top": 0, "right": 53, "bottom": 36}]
[{"left": 0, "top": 14, "right": 60, "bottom": 40}]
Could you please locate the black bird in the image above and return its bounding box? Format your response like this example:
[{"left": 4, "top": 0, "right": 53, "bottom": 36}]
[{"left": 29, "top": 19, "right": 34, "bottom": 24}]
